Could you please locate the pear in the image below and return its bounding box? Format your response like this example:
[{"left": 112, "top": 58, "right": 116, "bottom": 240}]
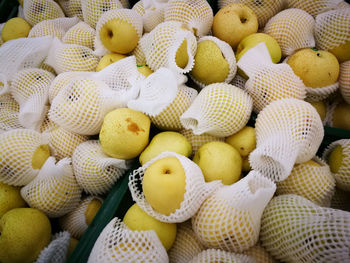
[
  {"left": 332, "top": 101, "right": 350, "bottom": 130},
  {"left": 0, "top": 182, "right": 26, "bottom": 218},
  {"left": 1, "top": 17, "right": 31, "bottom": 42},
  {"left": 225, "top": 126, "right": 256, "bottom": 157},
  {"left": 309, "top": 100, "right": 327, "bottom": 121},
  {"left": 95, "top": 53, "right": 127, "bottom": 72},
  {"left": 139, "top": 131, "right": 192, "bottom": 165}
]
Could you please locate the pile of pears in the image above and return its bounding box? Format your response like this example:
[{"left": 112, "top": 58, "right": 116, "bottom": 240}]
[{"left": 0, "top": 0, "right": 350, "bottom": 262}]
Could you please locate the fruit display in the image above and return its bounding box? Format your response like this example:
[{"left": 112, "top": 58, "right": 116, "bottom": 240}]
[{"left": 0, "top": 0, "right": 350, "bottom": 262}]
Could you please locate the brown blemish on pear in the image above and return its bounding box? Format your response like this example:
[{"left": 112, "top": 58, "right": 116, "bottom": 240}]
[{"left": 125, "top": 118, "right": 145, "bottom": 135}]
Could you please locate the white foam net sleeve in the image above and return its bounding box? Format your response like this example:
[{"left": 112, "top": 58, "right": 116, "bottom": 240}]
[
  {"left": 286, "top": 0, "right": 343, "bottom": 17},
  {"left": 340, "top": 61, "right": 350, "bottom": 104},
  {"left": 81, "top": 0, "right": 123, "bottom": 28},
  {"left": 305, "top": 82, "right": 339, "bottom": 102},
  {"left": 131, "top": 0, "right": 166, "bottom": 33},
  {"left": 129, "top": 151, "right": 222, "bottom": 223},
  {"left": 164, "top": 0, "right": 213, "bottom": 37},
  {"left": 230, "top": 74, "right": 247, "bottom": 90},
  {"left": 242, "top": 244, "right": 278, "bottom": 263},
  {"left": 0, "top": 129, "right": 49, "bottom": 186},
  {"left": 315, "top": 9, "right": 350, "bottom": 51},
  {"left": 57, "top": 0, "right": 84, "bottom": 20},
  {"left": 179, "top": 128, "right": 225, "bottom": 156},
  {"left": 94, "top": 8, "right": 143, "bottom": 56},
  {"left": 11, "top": 68, "right": 55, "bottom": 131},
  {"left": 132, "top": 35, "right": 147, "bottom": 64},
  {"left": 264, "top": 8, "right": 315, "bottom": 57},
  {"left": 149, "top": 85, "right": 198, "bottom": 131},
  {"left": 36, "top": 231, "right": 71, "bottom": 263},
  {"left": 0, "top": 36, "right": 53, "bottom": 84},
  {"left": 189, "top": 249, "right": 257, "bottom": 263},
  {"left": 45, "top": 38, "right": 98, "bottom": 74},
  {"left": 260, "top": 194, "right": 350, "bottom": 262},
  {"left": 0, "top": 73, "right": 10, "bottom": 95},
  {"left": 23, "top": 0, "right": 65, "bottom": 26},
  {"left": 237, "top": 43, "right": 306, "bottom": 113},
  {"left": 59, "top": 196, "right": 104, "bottom": 239},
  {"left": 40, "top": 112, "right": 59, "bottom": 133},
  {"left": 88, "top": 217, "right": 169, "bottom": 263},
  {"left": 190, "top": 36, "right": 237, "bottom": 89},
  {"left": 49, "top": 77, "right": 118, "bottom": 135},
  {"left": 28, "top": 17, "right": 80, "bottom": 39},
  {"left": 140, "top": 21, "right": 197, "bottom": 74},
  {"left": 249, "top": 98, "right": 324, "bottom": 182},
  {"left": 192, "top": 171, "right": 276, "bottom": 252},
  {"left": 21, "top": 157, "right": 82, "bottom": 218},
  {"left": 276, "top": 156, "right": 335, "bottom": 207},
  {"left": 323, "top": 139, "right": 350, "bottom": 191},
  {"left": 47, "top": 127, "right": 89, "bottom": 160},
  {"left": 72, "top": 140, "right": 130, "bottom": 195},
  {"left": 180, "top": 83, "right": 253, "bottom": 137},
  {"left": 0, "top": 94, "right": 24, "bottom": 131},
  {"left": 168, "top": 220, "right": 206, "bottom": 263},
  {"left": 62, "top": 21, "right": 96, "bottom": 49}
]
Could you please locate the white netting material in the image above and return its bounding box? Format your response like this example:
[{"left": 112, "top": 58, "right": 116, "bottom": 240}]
[
  {"left": 276, "top": 157, "right": 335, "bottom": 207},
  {"left": 242, "top": 244, "right": 278, "bottom": 263},
  {"left": 28, "top": 17, "right": 80, "bottom": 39},
  {"left": 40, "top": 113, "right": 58, "bottom": 133},
  {"left": 62, "top": 21, "right": 96, "bottom": 49},
  {"left": 23, "top": 0, "right": 65, "bottom": 26},
  {"left": 47, "top": 127, "right": 89, "bottom": 160},
  {"left": 237, "top": 43, "right": 306, "bottom": 113},
  {"left": 131, "top": 36, "right": 147, "bottom": 64},
  {"left": 331, "top": 187, "right": 350, "bottom": 212},
  {"left": 190, "top": 36, "right": 237, "bottom": 89},
  {"left": 21, "top": 157, "right": 82, "bottom": 218},
  {"left": 11, "top": 68, "right": 55, "bottom": 131},
  {"left": 164, "top": 0, "right": 213, "bottom": 37},
  {"left": 192, "top": 171, "right": 276, "bottom": 252},
  {"left": 45, "top": 38, "right": 98, "bottom": 74},
  {"left": 0, "top": 74, "right": 9, "bottom": 95},
  {"left": 94, "top": 8, "right": 143, "bottom": 56},
  {"left": 0, "top": 94, "right": 23, "bottom": 131},
  {"left": 49, "top": 78, "right": 118, "bottom": 135},
  {"left": 315, "top": 9, "right": 350, "bottom": 51},
  {"left": 231, "top": 74, "right": 247, "bottom": 90},
  {"left": 264, "top": 8, "right": 315, "bottom": 57},
  {"left": 36, "top": 231, "right": 71, "bottom": 263},
  {"left": 140, "top": 21, "right": 197, "bottom": 74},
  {"left": 286, "top": 0, "right": 343, "bottom": 17},
  {"left": 260, "top": 194, "right": 350, "bottom": 262},
  {"left": 217, "top": 0, "right": 285, "bottom": 29},
  {"left": 72, "top": 140, "right": 129, "bottom": 195},
  {"left": 0, "top": 129, "right": 49, "bottom": 186},
  {"left": 149, "top": 85, "right": 198, "bottom": 131},
  {"left": 168, "top": 220, "right": 206, "bottom": 263},
  {"left": 180, "top": 83, "right": 253, "bottom": 137},
  {"left": 189, "top": 249, "right": 256, "bottom": 263},
  {"left": 39, "top": 62, "right": 56, "bottom": 75},
  {"left": 323, "top": 97, "right": 343, "bottom": 128},
  {"left": 81, "top": 0, "right": 123, "bottom": 28},
  {"left": 249, "top": 98, "right": 324, "bottom": 182},
  {"left": 57, "top": 0, "right": 83, "bottom": 20},
  {"left": 323, "top": 139, "right": 350, "bottom": 191},
  {"left": 305, "top": 82, "right": 339, "bottom": 102},
  {"left": 88, "top": 217, "right": 169, "bottom": 263},
  {"left": 129, "top": 151, "right": 222, "bottom": 223},
  {"left": 59, "top": 196, "right": 104, "bottom": 239},
  {"left": 340, "top": 61, "right": 350, "bottom": 104},
  {"left": 0, "top": 36, "right": 53, "bottom": 85}
]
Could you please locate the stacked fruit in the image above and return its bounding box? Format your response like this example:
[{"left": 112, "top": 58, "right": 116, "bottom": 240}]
[{"left": 0, "top": 0, "right": 350, "bottom": 262}]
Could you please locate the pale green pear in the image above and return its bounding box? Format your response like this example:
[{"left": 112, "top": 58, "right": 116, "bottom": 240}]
[{"left": 225, "top": 126, "right": 256, "bottom": 157}]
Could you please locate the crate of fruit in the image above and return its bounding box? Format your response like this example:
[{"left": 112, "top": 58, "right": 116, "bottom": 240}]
[{"left": 0, "top": 0, "right": 350, "bottom": 262}]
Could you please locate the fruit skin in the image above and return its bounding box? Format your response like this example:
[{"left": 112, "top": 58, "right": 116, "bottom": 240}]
[
  {"left": 99, "top": 108, "right": 151, "bottom": 159},
  {"left": 175, "top": 40, "right": 189, "bottom": 69},
  {"left": 0, "top": 182, "right": 26, "bottom": 218},
  {"left": 95, "top": 53, "right": 127, "bottom": 72},
  {"left": 190, "top": 40, "right": 230, "bottom": 85},
  {"left": 309, "top": 101, "right": 326, "bottom": 121},
  {"left": 123, "top": 203, "right": 177, "bottom": 250},
  {"left": 329, "top": 41, "right": 350, "bottom": 63},
  {"left": 99, "top": 18, "right": 139, "bottom": 54},
  {"left": 328, "top": 145, "right": 343, "bottom": 174},
  {"left": 67, "top": 238, "right": 79, "bottom": 259},
  {"left": 142, "top": 156, "right": 186, "bottom": 216},
  {"left": 32, "top": 144, "right": 51, "bottom": 170},
  {"left": 225, "top": 126, "right": 256, "bottom": 157},
  {"left": 236, "top": 33, "right": 282, "bottom": 63},
  {"left": 1, "top": 17, "right": 32, "bottom": 42},
  {"left": 137, "top": 64, "right": 153, "bottom": 77},
  {"left": 0, "top": 208, "right": 51, "bottom": 263},
  {"left": 139, "top": 131, "right": 192, "bottom": 166},
  {"left": 84, "top": 198, "right": 102, "bottom": 225},
  {"left": 193, "top": 141, "right": 242, "bottom": 185},
  {"left": 212, "top": 3, "right": 258, "bottom": 49},
  {"left": 332, "top": 101, "right": 350, "bottom": 130},
  {"left": 287, "top": 48, "right": 340, "bottom": 89}
]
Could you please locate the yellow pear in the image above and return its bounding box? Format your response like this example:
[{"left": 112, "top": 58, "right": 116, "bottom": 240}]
[
  {"left": 1, "top": 17, "right": 32, "bottom": 42},
  {"left": 328, "top": 145, "right": 343, "bottom": 173},
  {"left": 66, "top": 238, "right": 79, "bottom": 259},
  {"left": 175, "top": 40, "right": 189, "bottom": 69},
  {"left": 139, "top": 131, "right": 192, "bottom": 165},
  {"left": 99, "top": 108, "right": 151, "bottom": 159},
  {"left": 123, "top": 203, "right": 177, "bottom": 250},
  {"left": 225, "top": 126, "right": 256, "bottom": 157},
  {"left": 193, "top": 141, "right": 242, "bottom": 185},
  {"left": 309, "top": 100, "right": 327, "bottom": 121},
  {"left": 142, "top": 156, "right": 186, "bottom": 216},
  {"left": 242, "top": 157, "right": 251, "bottom": 172},
  {"left": 332, "top": 101, "right": 350, "bottom": 130},
  {"left": 95, "top": 53, "right": 127, "bottom": 72},
  {"left": 329, "top": 41, "right": 350, "bottom": 63},
  {"left": 85, "top": 198, "right": 103, "bottom": 225},
  {"left": 0, "top": 208, "right": 51, "bottom": 263},
  {"left": 0, "top": 182, "right": 26, "bottom": 218},
  {"left": 190, "top": 40, "right": 230, "bottom": 85},
  {"left": 32, "top": 144, "right": 51, "bottom": 170},
  {"left": 137, "top": 64, "right": 153, "bottom": 77}
]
